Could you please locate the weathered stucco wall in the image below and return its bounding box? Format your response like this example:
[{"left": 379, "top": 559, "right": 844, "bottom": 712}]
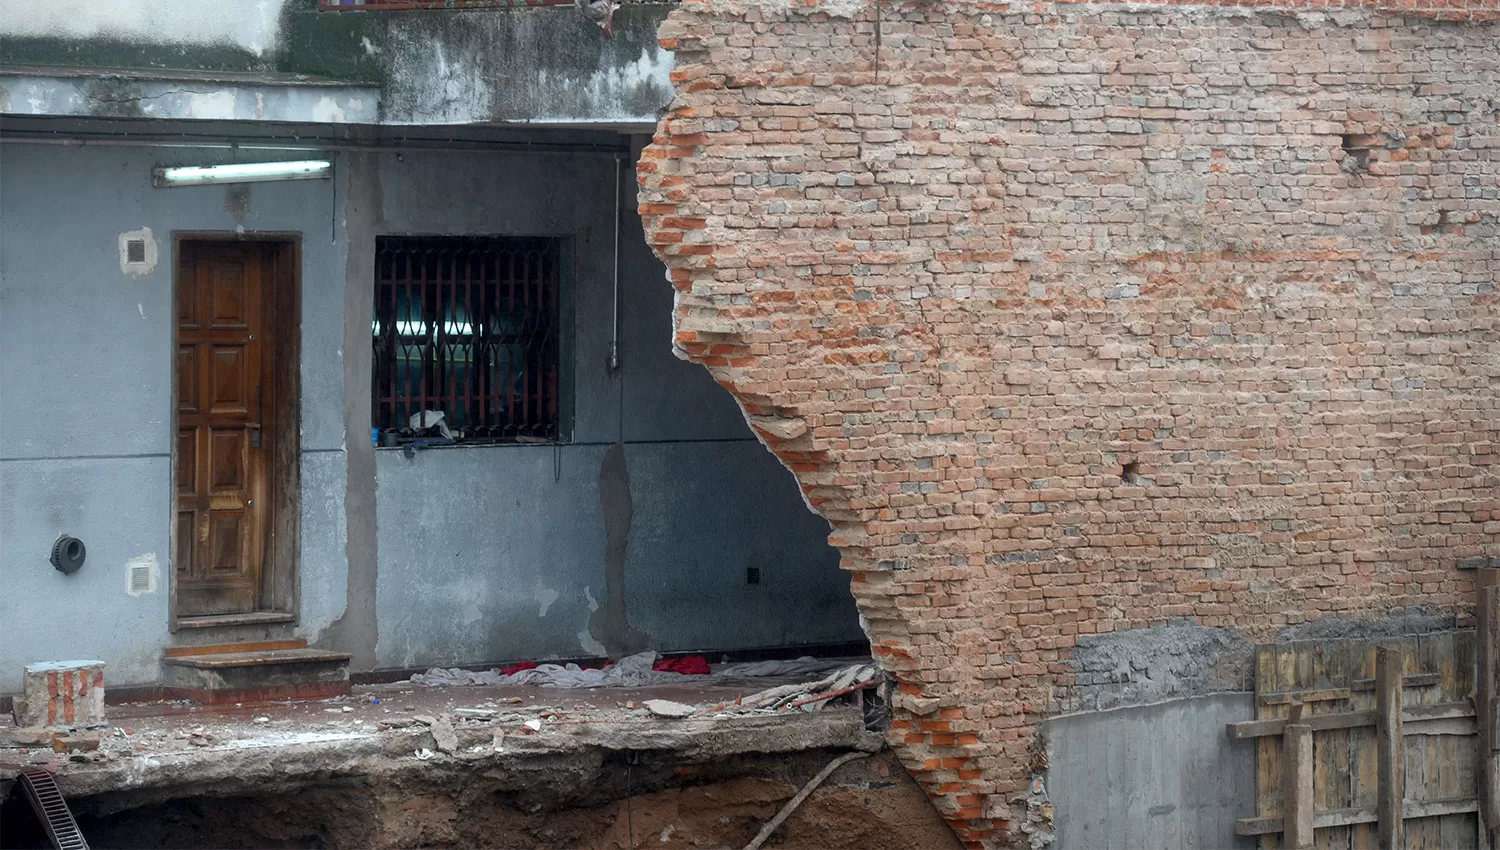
[
  {"left": 0, "top": 2, "right": 676, "bottom": 126},
  {"left": 0, "top": 0, "right": 290, "bottom": 57},
  {"left": 637, "top": 0, "right": 1499, "bottom": 844},
  {"left": 0, "top": 129, "right": 862, "bottom": 694}
]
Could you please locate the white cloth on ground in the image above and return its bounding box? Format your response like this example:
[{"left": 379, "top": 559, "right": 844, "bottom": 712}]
[
  {"left": 411, "top": 651, "right": 693, "bottom": 689},
  {"left": 713, "top": 656, "right": 854, "bottom": 678}
]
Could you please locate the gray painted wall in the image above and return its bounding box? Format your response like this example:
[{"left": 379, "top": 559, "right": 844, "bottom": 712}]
[
  {"left": 1044, "top": 694, "right": 1258, "bottom": 850},
  {"left": 0, "top": 132, "right": 862, "bottom": 693},
  {"left": 0, "top": 141, "right": 351, "bottom": 692},
  {"left": 368, "top": 148, "right": 857, "bottom": 668}
]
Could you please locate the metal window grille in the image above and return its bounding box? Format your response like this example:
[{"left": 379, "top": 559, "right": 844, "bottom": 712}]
[{"left": 372, "top": 236, "right": 561, "bottom": 444}]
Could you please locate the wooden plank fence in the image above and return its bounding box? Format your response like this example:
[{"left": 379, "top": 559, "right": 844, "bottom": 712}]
[{"left": 1226, "top": 583, "right": 1500, "bottom": 849}]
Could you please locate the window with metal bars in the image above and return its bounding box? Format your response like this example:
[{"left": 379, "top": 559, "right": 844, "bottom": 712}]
[{"left": 372, "top": 236, "right": 562, "bottom": 445}]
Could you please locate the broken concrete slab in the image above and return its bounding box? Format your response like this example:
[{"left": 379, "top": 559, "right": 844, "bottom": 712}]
[
  {"left": 430, "top": 717, "right": 459, "bottom": 754},
  {"left": 18, "top": 700, "right": 878, "bottom": 815},
  {"left": 643, "top": 699, "right": 696, "bottom": 719},
  {"left": 0, "top": 727, "right": 53, "bottom": 748}
]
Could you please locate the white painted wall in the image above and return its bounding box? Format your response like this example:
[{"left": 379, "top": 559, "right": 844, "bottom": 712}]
[{"left": 0, "top": 0, "right": 288, "bottom": 56}]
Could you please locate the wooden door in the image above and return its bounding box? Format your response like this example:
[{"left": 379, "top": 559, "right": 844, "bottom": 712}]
[{"left": 176, "top": 241, "right": 275, "bottom": 617}]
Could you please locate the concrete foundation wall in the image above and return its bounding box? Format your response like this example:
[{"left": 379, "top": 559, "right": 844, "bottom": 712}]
[
  {"left": 1044, "top": 694, "right": 1257, "bottom": 850},
  {"left": 0, "top": 134, "right": 861, "bottom": 693}
]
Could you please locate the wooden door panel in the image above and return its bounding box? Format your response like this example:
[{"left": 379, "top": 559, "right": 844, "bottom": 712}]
[
  {"left": 209, "top": 346, "right": 248, "bottom": 413},
  {"left": 176, "top": 429, "right": 197, "bottom": 494},
  {"left": 209, "top": 428, "right": 245, "bottom": 492},
  {"left": 175, "top": 241, "right": 273, "bottom": 618},
  {"left": 178, "top": 277, "right": 198, "bottom": 329},
  {"left": 209, "top": 262, "right": 249, "bottom": 327},
  {"left": 176, "top": 512, "right": 195, "bottom": 577},
  {"left": 208, "top": 512, "right": 246, "bottom": 575},
  {"left": 177, "top": 348, "right": 198, "bottom": 412}
]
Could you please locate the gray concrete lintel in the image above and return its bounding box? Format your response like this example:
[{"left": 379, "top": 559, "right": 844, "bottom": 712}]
[{"left": 0, "top": 69, "right": 380, "bottom": 124}]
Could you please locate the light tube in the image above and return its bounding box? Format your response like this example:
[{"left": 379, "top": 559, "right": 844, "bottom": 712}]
[{"left": 153, "top": 159, "right": 331, "bottom": 187}]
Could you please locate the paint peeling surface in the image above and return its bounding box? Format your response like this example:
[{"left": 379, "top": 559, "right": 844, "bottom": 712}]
[
  {"left": 578, "top": 587, "right": 609, "bottom": 657},
  {"left": 379, "top": 7, "right": 674, "bottom": 125},
  {"left": 534, "top": 582, "right": 560, "bottom": 618}
]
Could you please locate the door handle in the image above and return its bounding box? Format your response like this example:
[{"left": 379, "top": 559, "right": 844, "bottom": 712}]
[{"left": 248, "top": 423, "right": 262, "bottom": 448}]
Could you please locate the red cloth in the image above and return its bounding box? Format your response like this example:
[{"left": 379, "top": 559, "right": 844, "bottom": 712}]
[
  {"left": 500, "top": 660, "right": 539, "bottom": 676},
  {"left": 653, "top": 655, "right": 711, "bottom": 675}
]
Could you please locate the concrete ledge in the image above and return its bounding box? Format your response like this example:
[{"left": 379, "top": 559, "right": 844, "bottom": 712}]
[
  {"left": 0, "top": 65, "right": 380, "bottom": 122},
  {"left": 35, "top": 707, "right": 877, "bottom": 815}
]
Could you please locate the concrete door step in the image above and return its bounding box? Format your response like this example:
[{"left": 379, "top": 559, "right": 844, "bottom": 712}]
[{"left": 161, "top": 646, "right": 352, "bottom": 704}]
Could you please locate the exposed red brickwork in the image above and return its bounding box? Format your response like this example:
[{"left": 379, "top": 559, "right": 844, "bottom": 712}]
[
  {"left": 639, "top": 1, "right": 1498, "bottom": 845},
  {"left": 1065, "top": 0, "right": 1497, "bottom": 20}
]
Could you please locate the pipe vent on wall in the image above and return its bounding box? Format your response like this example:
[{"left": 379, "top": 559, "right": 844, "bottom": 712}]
[{"left": 51, "top": 535, "right": 86, "bottom": 574}]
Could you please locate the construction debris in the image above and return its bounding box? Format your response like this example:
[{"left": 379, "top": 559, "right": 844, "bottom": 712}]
[
  {"left": 14, "top": 661, "right": 106, "bottom": 729},
  {"left": 409, "top": 651, "right": 857, "bottom": 690},
  {"left": 643, "top": 699, "right": 696, "bottom": 719},
  {"left": 51, "top": 732, "right": 101, "bottom": 754},
  {"left": 430, "top": 717, "right": 459, "bottom": 754},
  {"left": 573, "top": 0, "right": 619, "bottom": 39},
  {"left": 0, "top": 727, "right": 53, "bottom": 748},
  {"left": 734, "top": 663, "right": 882, "bottom": 713},
  {"left": 0, "top": 659, "right": 886, "bottom": 801}
]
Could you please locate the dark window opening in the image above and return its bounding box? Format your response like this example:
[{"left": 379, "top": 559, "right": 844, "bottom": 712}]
[{"left": 372, "top": 236, "right": 561, "bottom": 445}]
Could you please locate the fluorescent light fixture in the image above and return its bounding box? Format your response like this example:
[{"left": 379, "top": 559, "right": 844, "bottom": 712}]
[{"left": 153, "top": 159, "right": 332, "bottom": 188}]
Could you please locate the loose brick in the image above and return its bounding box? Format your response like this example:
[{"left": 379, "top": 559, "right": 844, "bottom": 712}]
[{"left": 14, "top": 661, "right": 106, "bottom": 729}]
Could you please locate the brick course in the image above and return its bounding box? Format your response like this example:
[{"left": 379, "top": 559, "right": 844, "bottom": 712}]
[{"left": 638, "top": 1, "right": 1499, "bottom": 845}]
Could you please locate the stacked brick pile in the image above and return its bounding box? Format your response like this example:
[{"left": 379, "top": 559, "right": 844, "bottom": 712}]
[{"left": 638, "top": 0, "right": 1498, "bottom": 844}]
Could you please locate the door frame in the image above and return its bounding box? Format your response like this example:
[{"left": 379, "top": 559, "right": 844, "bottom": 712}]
[{"left": 169, "top": 233, "right": 302, "bottom": 631}]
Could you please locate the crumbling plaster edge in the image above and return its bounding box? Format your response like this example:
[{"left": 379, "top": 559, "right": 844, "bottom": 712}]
[{"left": 636, "top": 6, "right": 993, "bottom": 846}]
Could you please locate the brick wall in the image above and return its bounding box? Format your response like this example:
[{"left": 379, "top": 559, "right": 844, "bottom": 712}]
[{"left": 637, "top": 1, "right": 1499, "bottom": 845}]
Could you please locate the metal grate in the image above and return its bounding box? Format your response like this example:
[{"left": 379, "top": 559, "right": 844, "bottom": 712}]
[
  {"left": 372, "top": 236, "right": 561, "bottom": 444},
  {"left": 18, "top": 768, "right": 90, "bottom": 850},
  {"left": 319, "top": 0, "right": 580, "bottom": 10}
]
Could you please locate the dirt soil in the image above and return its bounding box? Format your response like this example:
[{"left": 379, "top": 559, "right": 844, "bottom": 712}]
[{"left": 73, "top": 751, "right": 961, "bottom": 849}]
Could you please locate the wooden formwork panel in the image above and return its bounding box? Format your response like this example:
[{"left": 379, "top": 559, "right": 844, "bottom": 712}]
[{"left": 1230, "top": 627, "right": 1492, "bottom": 849}]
